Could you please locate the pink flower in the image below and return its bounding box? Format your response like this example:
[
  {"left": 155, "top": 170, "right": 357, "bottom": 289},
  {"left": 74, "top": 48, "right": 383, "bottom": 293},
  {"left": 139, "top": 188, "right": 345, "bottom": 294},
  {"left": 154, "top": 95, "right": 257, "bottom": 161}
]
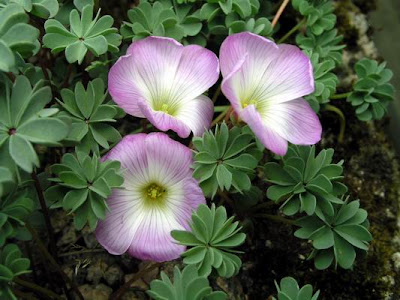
[
  {"left": 220, "top": 32, "right": 322, "bottom": 155},
  {"left": 108, "top": 36, "right": 219, "bottom": 138},
  {"left": 95, "top": 133, "right": 205, "bottom": 262}
]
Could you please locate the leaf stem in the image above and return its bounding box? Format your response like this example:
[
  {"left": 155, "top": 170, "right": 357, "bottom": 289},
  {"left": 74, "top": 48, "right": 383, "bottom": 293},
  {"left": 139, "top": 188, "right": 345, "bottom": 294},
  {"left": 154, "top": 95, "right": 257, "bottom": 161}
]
[
  {"left": 31, "top": 171, "right": 57, "bottom": 258},
  {"left": 278, "top": 19, "right": 306, "bottom": 43},
  {"left": 254, "top": 214, "right": 295, "bottom": 225},
  {"left": 331, "top": 92, "right": 351, "bottom": 100},
  {"left": 112, "top": 262, "right": 162, "bottom": 300},
  {"left": 324, "top": 104, "right": 346, "bottom": 143},
  {"left": 211, "top": 84, "right": 222, "bottom": 103},
  {"left": 272, "top": 0, "right": 291, "bottom": 28},
  {"left": 214, "top": 105, "right": 230, "bottom": 112},
  {"left": 14, "top": 277, "right": 63, "bottom": 300},
  {"left": 211, "top": 106, "right": 230, "bottom": 127}
]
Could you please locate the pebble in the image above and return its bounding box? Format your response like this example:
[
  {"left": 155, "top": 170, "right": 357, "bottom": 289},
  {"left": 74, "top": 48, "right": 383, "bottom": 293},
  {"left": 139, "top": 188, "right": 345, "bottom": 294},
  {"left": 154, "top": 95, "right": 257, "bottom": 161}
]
[{"left": 104, "top": 264, "right": 123, "bottom": 286}]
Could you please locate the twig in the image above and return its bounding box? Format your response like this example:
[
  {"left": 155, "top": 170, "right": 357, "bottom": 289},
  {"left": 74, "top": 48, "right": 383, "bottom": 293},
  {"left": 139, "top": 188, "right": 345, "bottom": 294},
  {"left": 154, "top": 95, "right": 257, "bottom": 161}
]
[
  {"left": 211, "top": 84, "right": 222, "bottom": 103},
  {"left": 26, "top": 224, "right": 84, "bottom": 300},
  {"left": 31, "top": 171, "right": 57, "bottom": 258},
  {"left": 58, "top": 248, "right": 105, "bottom": 257},
  {"left": 324, "top": 104, "right": 346, "bottom": 143},
  {"left": 272, "top": 0, "right": 291, "bottom": 28},
  {"left": 112, "top": 262, "right": 162, "bottom": 300},
  {"left": 14, "top": 277, "right": 63, "bottom": 300}
]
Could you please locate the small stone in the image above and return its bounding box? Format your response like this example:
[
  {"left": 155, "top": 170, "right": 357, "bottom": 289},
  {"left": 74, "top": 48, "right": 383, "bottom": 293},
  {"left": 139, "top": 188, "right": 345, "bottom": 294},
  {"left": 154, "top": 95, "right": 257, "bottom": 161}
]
[
  {"left": 104, "top": 264, "right": 123, "bottom": 286},
  {"left": 391, "top": 252, "right": 400, "bottom": 271},
  {"left": 92, "top": 284, "right": 112, "bottom": 300},
  {"left": 51, "top": 210, "right": 69, "bottom": 233},
  {"left": 57, "top": 225, "right": 77, "bottom": 247},
  {"left": 124, "top": 274, "right": 148, "bottom": 290},
  {"left": 265, "top": 240, "right": 273, "bottom": 248},
  {"left": 82, "top": 226, "right": 99, "bottom": 249},
  {"left": 138, "top": 261, "right": 159, "bottom": 283},
  {"left": 86, "top": 259, "right": 108, "bottom": 284},
  {"left": 78, "top": 284, "right": 93, "bottom": 299}
]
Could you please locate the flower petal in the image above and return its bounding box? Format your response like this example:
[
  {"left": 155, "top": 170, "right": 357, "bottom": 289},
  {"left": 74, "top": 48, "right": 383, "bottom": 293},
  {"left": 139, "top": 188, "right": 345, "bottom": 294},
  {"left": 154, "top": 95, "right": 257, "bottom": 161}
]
[
  {"left": 240, "top": 105, "right": 288, "bottom": 155},
  {"left": 220, "top": 32, "right": 314, "bottom": 105},
  {"left": 260, "top": 98, "right": 322, "bottom": 145}
]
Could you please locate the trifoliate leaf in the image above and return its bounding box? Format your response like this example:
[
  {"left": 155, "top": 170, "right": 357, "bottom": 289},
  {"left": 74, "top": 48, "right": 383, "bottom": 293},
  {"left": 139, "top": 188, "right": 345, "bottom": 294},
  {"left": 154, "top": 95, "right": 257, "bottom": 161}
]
[
  {"left": 43, "top": 4, "right": 121, "bottom": 64},
  {"left": 347, "top": 59, "right": 395, "bottom": 121},
  {"left": 45, "top": 152, "right": 123, "bottom": 230},
  {"left": 147, "top": 265, "right": 227, "bottom": 300},
  {"left": 172, "top": 204, "right": 245, "bottom": 278},
  {"left": 272, "top": 276, "right": 320, "bottom": 300},
  {"left": 295, "top": 199, "right": 372, "bottom": 269},
  {"left": 265, "top": 145, "right": 347, "bottom": 216},
  {"left": 193, "top": 122, "right": 263, "bottom": 198}
]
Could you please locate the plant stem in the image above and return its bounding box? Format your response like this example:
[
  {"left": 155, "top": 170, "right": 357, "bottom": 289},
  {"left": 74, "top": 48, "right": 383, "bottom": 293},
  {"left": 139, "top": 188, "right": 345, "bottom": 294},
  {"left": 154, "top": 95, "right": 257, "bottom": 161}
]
[
  {"left": 211, "top": 84, "right": 222, "bottom": 103},
  {"left": 211, "top": 106, "right": 230, "bottom": 127},
  {"left": 324, "top": 104, "right": 346, "bottom": 143},
  {"left": 214, "top": 105, "right": 230, "bottom": 113},
  {"left": 331, "top": 92, "right": 351, "bottom": 100},
  {"left": 31, "top": 171, "right": 57, "bottom": 258},
  {"left": 254, "top": 214, "right": 295, "bottom": 225},
  {"left": 58, "top": 248, "right": 105, "bottom": 257},
  {"left": 272, "top": 0, "right": 291, "bottom": 28},
  {"left": 112, "top": 262, "right": 162, "bottom": 300},
  {"left": 14, "top": 278, "right": 64, "bottom": 300},
  {"left": 278, "top": 19, "right": 306, "bottom": 43},
  {"left": 26, "top": 224, "right": 84, "bottom": 300}
]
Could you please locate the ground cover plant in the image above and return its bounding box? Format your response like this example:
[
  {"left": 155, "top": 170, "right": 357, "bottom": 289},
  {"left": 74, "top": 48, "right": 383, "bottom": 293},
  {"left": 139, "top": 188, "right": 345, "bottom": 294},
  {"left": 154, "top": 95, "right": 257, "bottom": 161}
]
[{"left": 0, "top": 0, "right": 396, "bottom": 299}]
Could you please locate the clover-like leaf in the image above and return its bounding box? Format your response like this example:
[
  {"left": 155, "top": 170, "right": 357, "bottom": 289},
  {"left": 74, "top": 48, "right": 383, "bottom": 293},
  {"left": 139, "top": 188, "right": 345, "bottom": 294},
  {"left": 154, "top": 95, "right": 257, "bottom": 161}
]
[
  {"left": 347, "top": 59, "right": 395, "bottom": 121},
  {"left": 0, "top": 0, "right": 59, "bottom": 18},
  {"left": 0, "top": 3, "right": 40, "bottom": 72},
  {"left": 265, "top": 145, "right": 347, "bottom": 217},
  {"left": 0, "top": 243, "right": 31, "bottom": 300},
  {"left": 226, "top": 14, "right": 272, "bottom": 37},
  {"left": 56, "top": 78, "right": 123, "bottom": 154},
  {"left": 43, "top": 4, "right": 121, "bottom": 64},
  {"left": 292, "top": 0, "right": 336, "bottom": 36},
  {"left": 147, "top": 265, "right": 227, "bottom": 300},
  {"left": 193, "top": 122, "right": 263, "bottom": 198},
  {"left": 172, "top": 204, "right": 245, "bottom": 278},
  {"left": 45, "top": 151, "right": 124, "bottom": 230},
  {"left": 0, "top": 75, "right": 68, "bottom": 173},
  {"left": 272, "top": 277, "right": 320, "bottom": 300},
  {"left": 121, "top": 0, "right": 202, "bottom": 43},
  {"left": 295, "top": 199, "right": 372, "bottom": 269}
]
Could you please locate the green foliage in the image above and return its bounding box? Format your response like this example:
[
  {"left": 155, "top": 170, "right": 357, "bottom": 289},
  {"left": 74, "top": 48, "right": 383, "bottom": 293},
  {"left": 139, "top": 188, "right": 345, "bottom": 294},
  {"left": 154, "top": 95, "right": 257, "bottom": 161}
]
[
  {"left": 265, "top": 145, "right": 347, "bottom": 217},
  {"left": 147, "top": 265, "right": 227, "bottom": 300},
  {"left": 45, "top": 151, "right": 124, "bottom": 230},
  {"left": 272, "top": 277, "right": 320, "bottom": 300},
  {"left": 292, "top": 0, "right": 336, "bottom": 36},
  {"left": 193, "top": 122, "right": 263, "bottom": 198},
  {"left": 225, "top": 14, "right": 272, "bottom": 36},
  {"left": 0, "top": 167, "right": 12, "bottom": 197},
  {"left": 0, "top": 244, "right": 30, "bottom": 300},
  {"left": 43, "top": 4, "right": 121, "bottom": 64},
  {"left": 0, "top": 0, "right": 59, "bottom": 18},
  {"left": 295, "top": 199, "right": 372, "bottom": 269},
  {"left": 296, "top": 29, "right": 345, "bottom": 65},
  {"left": 172, "top": 204, "right": 245, "bottom": 278},
  {"left": 0, "top": 3, "right": 40, "bottom": 72},
  {"left": 347, "top": 59, "right": 395, "bottom": 121},
  {"left": 120, "top": 0, "right": 203, "bottom": 43},
  {"left": 56, "top": 78, "right": 123, "bottom": 154},
  {"left": 0, "top": 76, "right": 68, "bottom": 173},
  {"left": 0, "top": 188, "right": 34, "bottom": 246},
  {"left": 305, "top": 53, "right": 338, "bottom": 112}
]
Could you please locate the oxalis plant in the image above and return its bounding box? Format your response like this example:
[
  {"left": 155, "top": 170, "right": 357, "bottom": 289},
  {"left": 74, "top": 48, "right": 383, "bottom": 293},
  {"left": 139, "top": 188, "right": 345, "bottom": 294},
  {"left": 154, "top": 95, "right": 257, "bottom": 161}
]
[{"left": 0, "top": 0, "right": 395, "bottom": 299}]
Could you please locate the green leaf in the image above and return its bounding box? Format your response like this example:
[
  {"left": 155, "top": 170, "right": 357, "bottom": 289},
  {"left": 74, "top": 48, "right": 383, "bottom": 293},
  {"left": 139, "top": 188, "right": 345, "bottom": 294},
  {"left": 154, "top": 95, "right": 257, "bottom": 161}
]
[
  {"left": 17, "top": 118, "right": 68, "bottom": 145},
  {"left": 9, "top": 134, "right": 38, "bottom": 172}
]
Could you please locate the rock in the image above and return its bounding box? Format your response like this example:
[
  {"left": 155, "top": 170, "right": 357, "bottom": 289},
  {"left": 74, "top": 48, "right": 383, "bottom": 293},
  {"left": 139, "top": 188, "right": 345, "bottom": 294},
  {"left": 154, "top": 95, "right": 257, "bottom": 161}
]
[
  {"left": 104, "top": 264, "right": 123, "bottom": 286},
  {"left": 86, "top": 259, "right": 108, "bottom": 284},
  {"left": 82, "top": 226, "right": 99, "bottom": 249},
  {"left": 124, "top": 274, "right": 148, "bottom": 290},
  {"left": 57, "top": 225, "right": 77, "bottom": 246},
  {"left": 78, "top": 284, "right": 112, "bottom": 300},
  {"left": 51, "top": 210, "right": 69, "bottom": 233},
  {"left": 391, "top": 252, "right": 400, "bottom": 271}
]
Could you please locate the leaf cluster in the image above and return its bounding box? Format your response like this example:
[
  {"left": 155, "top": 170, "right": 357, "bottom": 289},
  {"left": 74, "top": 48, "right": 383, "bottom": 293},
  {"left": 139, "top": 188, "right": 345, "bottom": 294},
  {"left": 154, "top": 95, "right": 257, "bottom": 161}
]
[
  {"left": 172, "top": 204, "right": 245, "bottom": 278},
  {"left": 193, "top": 122, "right": 263, "bottom": 198},
  {"left": 0, "top": 0, "right": 59, "bottom": 19},
  {"left": 272, "top": 277, "right": 320, "bottom": 300},
  {"left": 0, "top": 244, "right": 30, "bottom": 300},
  {"left": 265, "top": 145, "right": 347, "bottom": 216},
  {"left": 0, "top": 76, "right": 68, "bottom": 173},
  {"left": 295, "top": 199, "right": 372, "bottom": 269},
  {"left": 347, "top": 58, "right": 395, "bottom": 121},
  {"left": 0, "top": 3, "right": 39, "bottom": 72},
  {"left": 43, "top": 4, "right": 121, "bottom": 64},
  {"left": 45, "top": 151, "right": 123, "bottom": 230},
  {"left": 147, "top": 265, "right": 226, "bottom": 300},
  {"left": 56, "top": 78, "right": 123, "bottom": 154}
]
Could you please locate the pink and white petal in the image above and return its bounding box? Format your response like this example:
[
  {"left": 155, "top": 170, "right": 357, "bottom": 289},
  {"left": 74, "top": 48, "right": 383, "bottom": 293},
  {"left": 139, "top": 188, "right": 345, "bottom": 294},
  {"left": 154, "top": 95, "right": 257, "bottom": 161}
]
[
  {"left": 108, "top": 54, "right": 146, "bottom": 117},
  {"left": 128, "top": 207, "right": 186, "bottom": 262},
  {"left": 240, "top": 105, "right": 288, "bottom": 156},
  {"left": 102, "top": 134, "right": 150, "bottom": 187},
  {"left": 138, "top": 98, "right": 191, "bottom": 138},
  {"left": 261, "top": 98, "right": 322, "bottom": 145},
  {"left": 144, "top": 133, "right": 194, "bottom": 186},
  {"left": 175, "top": 95, "right": 214, "bottom": 137},
  {"left": 95, "top": 189, "right": 144, "bottom": 255}
]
